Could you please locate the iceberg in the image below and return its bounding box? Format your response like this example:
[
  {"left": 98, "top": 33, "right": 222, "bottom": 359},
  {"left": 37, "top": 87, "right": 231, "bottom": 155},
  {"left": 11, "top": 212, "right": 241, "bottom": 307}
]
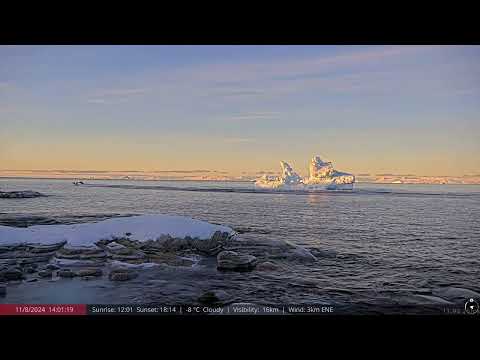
[
  {"left": 255, "top": 163, "right": 301, "bottom": 190},
  {"left": 303, "top": 156, "right": 355, "bottom": 189},
  {"left": 255, "top": 155, "right": 355, "bottom": 191},
  {"left": 255, "top": 161, "right": 304, "bottom": 190}
]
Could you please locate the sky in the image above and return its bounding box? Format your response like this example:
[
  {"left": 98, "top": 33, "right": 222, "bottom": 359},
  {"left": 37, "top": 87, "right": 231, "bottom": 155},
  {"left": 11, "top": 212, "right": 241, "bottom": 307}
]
[{"left": 1, "top": 45, "right": 479, "bottom": 177}]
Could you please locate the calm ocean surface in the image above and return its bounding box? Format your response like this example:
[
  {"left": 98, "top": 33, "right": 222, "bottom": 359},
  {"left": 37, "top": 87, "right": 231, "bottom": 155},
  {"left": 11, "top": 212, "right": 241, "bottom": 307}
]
[{"left": 1, "top": 178, "right": 479, "bottom": 311}]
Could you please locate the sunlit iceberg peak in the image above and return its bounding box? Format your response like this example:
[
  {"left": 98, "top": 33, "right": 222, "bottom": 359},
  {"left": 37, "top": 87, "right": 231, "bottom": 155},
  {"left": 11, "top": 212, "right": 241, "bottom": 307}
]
[{"left": 255, "top": 155, "right": 355, "bottom": 191}]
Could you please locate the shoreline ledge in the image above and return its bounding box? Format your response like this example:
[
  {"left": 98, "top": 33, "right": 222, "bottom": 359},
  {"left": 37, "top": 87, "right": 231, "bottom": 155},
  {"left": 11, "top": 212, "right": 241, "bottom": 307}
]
[
  {"left": 0, "top": 214, "right": 235, "bottom": 247},
  {"left": 0, "top": 191, "right": 45, "bottom": 199},
  {"left": 0, "top": 214, "right": 237, "bottom": 287}
]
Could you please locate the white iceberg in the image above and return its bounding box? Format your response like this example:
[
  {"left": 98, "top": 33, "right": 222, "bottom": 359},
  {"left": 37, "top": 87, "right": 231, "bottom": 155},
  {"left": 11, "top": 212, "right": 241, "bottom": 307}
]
[
  {"left": 0, "top": 214, "right": 234, "bottom": 246},
  {"left": 303, "top": 156, "right": 355, "bottom": 189},
  {"left": 255, "top": 161, "right": 305, "bottom": 190},
  {"left": 255, "top": 155, "right": 355, "bottom": 191}
]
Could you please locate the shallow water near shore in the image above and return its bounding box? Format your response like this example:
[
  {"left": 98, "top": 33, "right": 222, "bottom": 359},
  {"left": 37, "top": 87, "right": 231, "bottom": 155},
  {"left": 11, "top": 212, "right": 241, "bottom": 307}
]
[{"left": 1, "top": 178, "right": 479, "bottom": 314}]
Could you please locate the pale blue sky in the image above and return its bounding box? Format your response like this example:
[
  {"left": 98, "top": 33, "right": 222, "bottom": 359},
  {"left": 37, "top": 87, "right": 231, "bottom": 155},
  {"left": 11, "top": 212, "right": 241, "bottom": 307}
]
[{"left": 1, "top": 45, "right": 479, "bottom": 176}]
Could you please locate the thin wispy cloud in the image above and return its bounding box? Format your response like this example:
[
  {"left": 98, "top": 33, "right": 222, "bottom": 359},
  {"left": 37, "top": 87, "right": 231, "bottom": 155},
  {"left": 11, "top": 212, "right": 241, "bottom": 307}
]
[
  {"left": 135, "top": 46, "right": 440, "bottom": 102},
  {"left": 256, "top": 46, "right": 421, "bottom": 84},
  {"left": 170, "top": 46, "right": 432, "bottom": 85},
  {"left": 87, "top": 98, "right": 109, "bottom": 104},
  {"left": 79, "top": 46, "right": 451, "bottom": 106},
  {"left": 226, "top": 112, "right": 280, "bottom": 121},
  {"left": 96, "top": 88, "right": 148, "bottom": 97},
  {"left": 87, "top": 88, "right": 148, "bottom": 105},
  {"left": 218, "top": 89, "right": 266, "bottom": 97},
  {"left": 223, "top": 137, "right": 256, "bottom": 143}
]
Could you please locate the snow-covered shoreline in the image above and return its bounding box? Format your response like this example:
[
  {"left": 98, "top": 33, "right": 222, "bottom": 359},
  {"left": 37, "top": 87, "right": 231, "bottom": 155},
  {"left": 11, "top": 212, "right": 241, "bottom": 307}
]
[{"left": 0, "top": 214, "right": 234, "bottom": 246}]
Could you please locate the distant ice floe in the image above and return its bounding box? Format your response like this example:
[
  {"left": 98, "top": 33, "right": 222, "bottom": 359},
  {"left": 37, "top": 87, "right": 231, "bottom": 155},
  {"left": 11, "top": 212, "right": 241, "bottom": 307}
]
[
  {"left": 0, "top": 214, "right": 234, "bottom": 246},
  {"left": 255, "top": 155, "right": 355, "bottom": 191}
]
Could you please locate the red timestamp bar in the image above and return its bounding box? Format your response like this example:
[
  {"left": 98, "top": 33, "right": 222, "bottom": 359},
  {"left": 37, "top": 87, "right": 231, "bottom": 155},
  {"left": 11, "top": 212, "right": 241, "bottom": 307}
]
[{"left": 0, "top": 304, "right": 87, "bottom": 315}]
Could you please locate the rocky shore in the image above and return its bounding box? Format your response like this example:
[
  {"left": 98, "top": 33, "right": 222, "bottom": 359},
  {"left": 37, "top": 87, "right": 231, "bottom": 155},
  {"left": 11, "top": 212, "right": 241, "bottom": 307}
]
[
  {"left": 1, "top": 216, "right": 478, "bottom": 313},
  {"left": 0, "top": 230, "right": 230, "bottom": 285},
  {"left": 0, "top": 191, "right": 45, "bottom": 199},
  {"left": 0, "top": 219, "right": 324, "bottom": 302}
]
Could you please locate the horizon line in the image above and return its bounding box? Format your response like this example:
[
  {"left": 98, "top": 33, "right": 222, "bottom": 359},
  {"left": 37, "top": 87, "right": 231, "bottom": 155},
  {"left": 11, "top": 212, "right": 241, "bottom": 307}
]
[{"left": 1, "top": 170, "right": 480, "bottom": 178}]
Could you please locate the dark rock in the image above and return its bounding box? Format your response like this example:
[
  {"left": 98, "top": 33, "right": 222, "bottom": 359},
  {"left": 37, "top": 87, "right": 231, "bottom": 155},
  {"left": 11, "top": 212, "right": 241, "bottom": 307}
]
[
  {"left": 26, "top": 256, "right": 54, "bottom": 264},
  {"left": 109, "top": 272, "right": 137, "bottom": 281},
  {"left": 24, "top": 266, "right": 36, "bottom": 274},
  {"left": 217, "top": 251, "right": 257, "bottom": 271},
  {"left": 107, "top": 247, "right": 135, "bottom": 256},
  {"left": 110, "top": 250, "right": 146, "bottom": 261},
  {"left": 0, "top": 268, "right": 24, "bottom": 281},
  {"left": 0, "top": 285, "right": 6, "bottom": 297},
  {"left": 38, "top": 269, "right": 53, "bottom": 278},
  {"left": 0, "top": 190, "right": 45, "bottom": 198},
  {"left": 58, "top": 269, "right": 76, "bottom": 278},
  {"left": 157, "top": 235, "right": 190, "bottom": 252},
  {"left": 80, "top": 276, "right": 97, "bottom": 281},
  {"left": 190, "top": 233, "right": 223, "bottom": 255},
  {"left": 45, "top": 264, "right": 60, "bottom": 270},
  {"left": 16, "top": 259, "right": 30, "bottom": 266},
  {"left": 56, "top": 246, "right": 105, "bottom": 256},
  {"left": 198, "top": 291, "right": 219, "bottom": 304},
  {"left": 55, "top": 248, "right": 107, "bottom": 260},
  {"left": 26, "top": 278, "right": 38, "bottom": 282},
  {"left": 108, "top": 269, "right": 138, "bottom": 281},
  {"left": 256, "top": 261, "right": 280, "bottom": 271},
  {"left": 146, "top": 252, "right": 196, "bottom": 267},
  {"left": 1, "top": 252, "right": 54, "bottom": 264},
  {"left": 28, "top": 242, "right": 66, "bottom": 253},
  {"left": 198, "top": 290, "right": 230, "bottom": 305},
  {"left": 51, "top": 258, "right": 104, "bottom": 268},
  {"left": 114, "top": 238, "right": 141, "bottom": 249},
  {"left": 76, "top": 268, "right": 102, "bottom": 277},
  {"left": 94, "top": 239, "right": 113, "bottom": 248},
  {"left": 210, "top": 231, "right": 230, "bottom": 244},
  {"left": 0, "top": 245, "right": 20, "bottom": 253},
  {"left": 285, "top": 247, "right": 317, "bottom": 262}
]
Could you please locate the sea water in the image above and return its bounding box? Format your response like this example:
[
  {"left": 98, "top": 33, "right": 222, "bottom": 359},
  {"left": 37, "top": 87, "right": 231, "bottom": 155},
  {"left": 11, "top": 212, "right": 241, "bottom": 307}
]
[{"left": 1, "top": 178, "right": 479, "bottom": 312}]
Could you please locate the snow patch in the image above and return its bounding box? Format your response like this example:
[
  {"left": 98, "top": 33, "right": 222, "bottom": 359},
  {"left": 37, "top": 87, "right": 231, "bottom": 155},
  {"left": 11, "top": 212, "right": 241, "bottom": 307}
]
[{"left": 0, "top": 214, "right": 234, "bottom": 246}]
